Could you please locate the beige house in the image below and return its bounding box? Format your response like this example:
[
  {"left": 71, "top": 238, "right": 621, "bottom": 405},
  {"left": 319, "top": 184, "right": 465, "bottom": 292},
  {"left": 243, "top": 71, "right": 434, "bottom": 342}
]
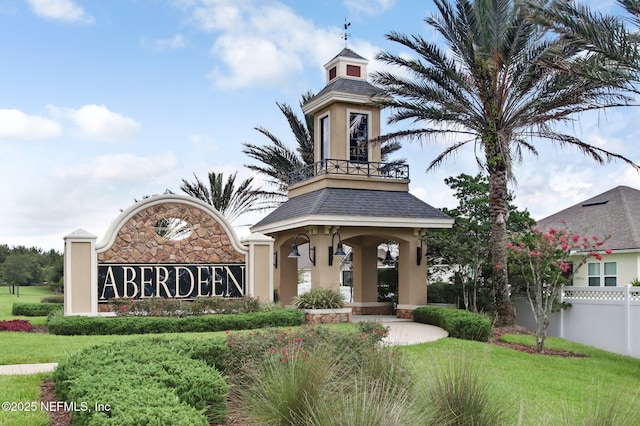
[
  {"left": 250, "top": 48, "right": 453, "bottom": 318},
  {"left": 536, "top": 185, "right": 640, "bottom": 287}
]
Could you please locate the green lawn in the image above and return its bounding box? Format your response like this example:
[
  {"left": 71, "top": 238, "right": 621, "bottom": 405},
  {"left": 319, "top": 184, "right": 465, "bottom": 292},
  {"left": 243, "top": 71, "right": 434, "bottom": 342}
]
[
  {"left": 0, "top": 285, "right": 57, "bottom": 325},
  {"left": 402, "top": 336, "right": 640, "bottom": 424},
  {"left": 1, "top": 293, "right": 638, "bottom": 425},
  {"left": 0, "top": 374, "right": 50, "bottom": 426}
]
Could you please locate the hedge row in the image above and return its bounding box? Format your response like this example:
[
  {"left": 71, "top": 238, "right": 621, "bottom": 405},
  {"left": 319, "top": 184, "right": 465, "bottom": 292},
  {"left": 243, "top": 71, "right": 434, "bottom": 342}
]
[
  {"left": 12, "top": 302, "right": 63, "bottom": 317},
  {"left": 48, "top": 309, "right": 305, "bottom": 335},
  {"left": 53, "top": 337, "right": 228, "bottom": 425},
  {"left": 413, "top": 306, "right": 492, "bottom": 342}
]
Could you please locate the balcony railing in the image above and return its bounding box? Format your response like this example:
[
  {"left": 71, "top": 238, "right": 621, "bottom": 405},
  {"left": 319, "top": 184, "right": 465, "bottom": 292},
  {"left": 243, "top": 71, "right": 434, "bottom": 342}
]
[{"left": 288, "top": 158, "right": 409, "bottom": 186}]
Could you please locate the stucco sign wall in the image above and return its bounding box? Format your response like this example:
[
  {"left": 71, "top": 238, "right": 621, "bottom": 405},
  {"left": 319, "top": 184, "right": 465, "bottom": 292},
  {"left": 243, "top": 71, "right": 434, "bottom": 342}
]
[
  {"left": 64, "top": 195, "right": 274, "bottom": 316},
  {"left": 96, "top": 199, "right": 246, "bottom": 304}
]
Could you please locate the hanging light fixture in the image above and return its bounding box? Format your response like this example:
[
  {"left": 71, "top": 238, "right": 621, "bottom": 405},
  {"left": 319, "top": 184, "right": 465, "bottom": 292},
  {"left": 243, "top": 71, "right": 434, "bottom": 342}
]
[
  {"left": 384, "top": 243, "right": 393, "bottom": 262},
  {"left": 288, "top": 233, "right": 316, "bottom": 265},
  {"left": 329, "top": 231, "right": 347, "bottom": 266}
]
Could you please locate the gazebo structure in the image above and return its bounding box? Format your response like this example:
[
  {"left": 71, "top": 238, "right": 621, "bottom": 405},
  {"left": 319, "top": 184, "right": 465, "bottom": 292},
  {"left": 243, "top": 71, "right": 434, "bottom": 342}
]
[{"left": 251, "top": 48, "right": 453, "bottom": 318}]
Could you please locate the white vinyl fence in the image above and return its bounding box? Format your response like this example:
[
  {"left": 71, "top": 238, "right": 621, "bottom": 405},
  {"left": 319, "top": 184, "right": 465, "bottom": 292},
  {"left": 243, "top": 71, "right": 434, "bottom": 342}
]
[{"left": 514, "top": 286, "right": 640, "bottom": 359}]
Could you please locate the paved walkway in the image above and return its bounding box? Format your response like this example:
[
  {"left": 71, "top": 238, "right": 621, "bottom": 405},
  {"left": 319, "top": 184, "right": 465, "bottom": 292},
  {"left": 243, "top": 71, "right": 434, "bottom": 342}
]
[
  {"left": 0, "top": 362, "right": 58, "bottom": 375},
  {"left": 0, "top": 317, "right": 447, "bottom": 376},
  {"left": 353, "top": 315, "right": 448, "bottom": 346}
]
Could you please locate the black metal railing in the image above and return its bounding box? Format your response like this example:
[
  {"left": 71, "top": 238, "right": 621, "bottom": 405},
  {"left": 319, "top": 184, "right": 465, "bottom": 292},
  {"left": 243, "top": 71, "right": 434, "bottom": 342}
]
[{"left": 288, "top": 159, "right": 409, "bottom": 186}]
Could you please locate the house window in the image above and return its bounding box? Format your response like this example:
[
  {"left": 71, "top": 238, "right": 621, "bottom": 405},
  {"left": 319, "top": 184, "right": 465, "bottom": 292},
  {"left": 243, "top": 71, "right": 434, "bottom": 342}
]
[
  {"left": 604, "top": 262, "right": 617, "bottom": 286},
  {"left": 329, "top": 66, "right": 337, "bottom": 80},
  {"left": 588, "top": 262, "right": 617, "bottom": 286},
  {"left": 346, "top": 64, "right": 361, "bottom": 77},
  {"left": 349, "top": 112, "right": 368, "bottom": 163},
  {"left": 588, "top": 263, "right": 600, "bottom": 286},
  {"left": 319, "top": 115, "right": 329, "bottom": 161}
]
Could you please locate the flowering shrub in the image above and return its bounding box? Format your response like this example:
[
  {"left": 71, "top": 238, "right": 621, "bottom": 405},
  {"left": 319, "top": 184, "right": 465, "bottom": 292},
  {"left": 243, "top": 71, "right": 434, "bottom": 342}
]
[
  {"left": 225, "top": 323, "right": 408, "bottom": 426},
  {"left": 108, "top": 296, "right": 261, "bottom": 317},
  {"left": 506, "top": 223, "right": 610, "bottom": 352},
  {"left": 0, "top": 319, "right": 33, "bottom": 332},
  {"left": 224, "top": 322, "right": 389, "bottom": 378}
]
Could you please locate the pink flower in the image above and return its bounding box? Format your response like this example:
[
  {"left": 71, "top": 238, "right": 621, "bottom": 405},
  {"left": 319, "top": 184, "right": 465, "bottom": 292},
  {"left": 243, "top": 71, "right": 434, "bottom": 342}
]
[
  {"left": 561, "top": 242, "right": 568, "bottom": 250},
  {"left": 495, "top": 264, "right": 503, "bottom": 270},
  {"left": 592, "top": 235, "right": 599, "bottom": 241},
  {"left": 605, "top": 248, "right": 612, "bottom": 254},
  {"left": 573, "top": 235, "right": 580, "bottom": 243},
  {"left": 549, "top": 227, "right": 557, "bottom": 234}
]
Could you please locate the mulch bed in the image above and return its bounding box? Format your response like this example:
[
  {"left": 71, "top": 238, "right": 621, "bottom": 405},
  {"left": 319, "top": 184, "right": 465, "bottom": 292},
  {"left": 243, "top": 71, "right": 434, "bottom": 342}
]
[
  {"left": 40, "top": 381, "right": 70, "bottom": 426},
  {"left": 37, "top": 325, "right": 587, "bottom": 426},
  {"left": 491, "top": 326, "right": 588, "bottom": 358}
]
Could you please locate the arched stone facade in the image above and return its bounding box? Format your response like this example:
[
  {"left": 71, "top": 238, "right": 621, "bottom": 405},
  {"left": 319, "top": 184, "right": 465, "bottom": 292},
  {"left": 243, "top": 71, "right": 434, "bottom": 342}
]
[{"left": 64, "top": 195, "right": 273, "bottom": 316}]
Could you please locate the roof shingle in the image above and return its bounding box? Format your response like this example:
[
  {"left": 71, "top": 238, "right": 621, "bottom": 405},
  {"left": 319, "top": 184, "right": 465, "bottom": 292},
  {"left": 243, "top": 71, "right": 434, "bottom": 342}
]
[
  {"left": 537, "top": 185, "right": 640, "bottom": 251},
  {"left": 253, "top": 188, "right": 450, "bottom": 229}
]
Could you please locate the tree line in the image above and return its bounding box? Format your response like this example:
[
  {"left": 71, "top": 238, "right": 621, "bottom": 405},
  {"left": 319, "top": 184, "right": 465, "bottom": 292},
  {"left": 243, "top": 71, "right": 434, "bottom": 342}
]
[{"left": 0, "top": 244, "right": 64, "bottom": 293}]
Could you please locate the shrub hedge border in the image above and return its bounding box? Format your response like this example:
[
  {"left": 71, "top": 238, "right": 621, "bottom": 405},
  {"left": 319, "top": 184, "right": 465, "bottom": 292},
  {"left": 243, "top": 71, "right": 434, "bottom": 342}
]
[
  {"left": 48, "top": 309, "right": 305, "bottom": 335},
  {"left": 12, "top": 302, "right": 63, "bottom": 317},
  {"left": 53, "top": 337, "right": 229, "bottom": 425},
  {"left": 413, "top": 306, "right": 492, "bottom": 342}
]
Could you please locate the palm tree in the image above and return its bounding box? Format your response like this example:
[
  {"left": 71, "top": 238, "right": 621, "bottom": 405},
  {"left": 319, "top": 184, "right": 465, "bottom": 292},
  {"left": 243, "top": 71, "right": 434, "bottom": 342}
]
[
  {"left": 242, "top": 91, "right": 404, "bottom": 205},
  {"left": 372, "top": 0, "right": 639, "bottom": 325},
  {"left": 242, "top": 92, "right": 316, "bottom": 204},
  {"left": 527, "top": 0, "right": 640, "bottom": 93},
  {"left": 180, "top": 171, "right": 267, "bottom": 223}
]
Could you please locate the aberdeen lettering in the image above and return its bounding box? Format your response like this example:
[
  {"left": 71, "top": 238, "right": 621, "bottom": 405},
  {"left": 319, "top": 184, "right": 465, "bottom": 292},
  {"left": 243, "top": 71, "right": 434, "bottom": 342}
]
[{"left": 97, "top": 263, "right": 246, "bottom": 301}]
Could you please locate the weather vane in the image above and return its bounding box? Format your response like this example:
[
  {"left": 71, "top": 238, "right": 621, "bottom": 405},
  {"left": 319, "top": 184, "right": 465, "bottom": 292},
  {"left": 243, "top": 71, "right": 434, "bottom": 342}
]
[{"left": 343, "top": 18, "right": 351, "bottom": 47}]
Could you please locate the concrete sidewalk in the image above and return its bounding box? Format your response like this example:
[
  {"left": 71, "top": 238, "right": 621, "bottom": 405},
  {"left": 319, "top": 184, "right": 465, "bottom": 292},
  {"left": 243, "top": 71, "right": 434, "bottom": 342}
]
[
  {"left": 0, "top": 362, "right": 58, "bottom": 375},
  {"left": 0, "top": 317, "right": 447, "bottom": 376},
  {"left": 353, "top": 315, "right": 449, "bottom": 346}
]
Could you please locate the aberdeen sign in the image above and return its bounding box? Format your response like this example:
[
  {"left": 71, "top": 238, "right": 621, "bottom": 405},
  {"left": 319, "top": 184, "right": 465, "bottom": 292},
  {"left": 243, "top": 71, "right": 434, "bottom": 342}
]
[{"left": 98, "top": 263, "right": 246, "bottom": 302}]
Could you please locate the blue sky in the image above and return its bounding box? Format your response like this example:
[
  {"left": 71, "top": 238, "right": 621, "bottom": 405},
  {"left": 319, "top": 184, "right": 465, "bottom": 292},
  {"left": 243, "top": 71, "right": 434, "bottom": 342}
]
[{"left": 1, "top": 0, "right": 639, "bottom": 251}]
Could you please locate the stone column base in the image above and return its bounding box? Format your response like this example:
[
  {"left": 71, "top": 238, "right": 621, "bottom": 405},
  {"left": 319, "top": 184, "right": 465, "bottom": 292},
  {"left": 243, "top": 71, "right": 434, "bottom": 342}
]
[
  {"left": 346, "top": 302, "right": 394, "bottom": 315},
  {"left": 302, "top": 308, "right": 352, "bottom": 324},
  {"left": 396, "top": 304, "right": 426, "bottom": 320}
]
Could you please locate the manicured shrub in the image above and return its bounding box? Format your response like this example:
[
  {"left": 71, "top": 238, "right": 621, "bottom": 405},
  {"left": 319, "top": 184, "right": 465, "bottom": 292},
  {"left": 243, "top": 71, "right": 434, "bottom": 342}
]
[
  {"left": 0, "top": 319, "right": 33, "bottom": 332},
  {"left": 413, "top": 306, "right": 492, "bottom": 341},
  {"left": 53, "top": 337, "right": 228, "bottom": 425},
  {"left": 292, "top": 288, "right": 345, "bottom": 309},
  {"left": 12, "top": 302, "right": 62, "bottom": 317},
  {"left": 47, "top": 309, "right": 305, "bottom": 335},
  {"left": 41, "top": 295, "right": 64, "bottom": 304}
]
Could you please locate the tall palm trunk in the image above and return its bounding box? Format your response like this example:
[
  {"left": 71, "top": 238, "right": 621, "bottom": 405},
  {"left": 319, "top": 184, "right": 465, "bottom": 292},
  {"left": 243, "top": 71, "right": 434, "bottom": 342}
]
[{"left": 488, "top": 169, "right": 515, "bottom": 325}]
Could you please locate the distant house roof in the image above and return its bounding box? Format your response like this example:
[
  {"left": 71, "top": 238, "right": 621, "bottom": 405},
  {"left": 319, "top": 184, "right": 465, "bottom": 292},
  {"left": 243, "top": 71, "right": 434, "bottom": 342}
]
[
  {"left": 251, "top": 187, "right": 452, "bottom": 233},
  {"left": 537, "top": 186, "right": 640, "bottom": 251}
]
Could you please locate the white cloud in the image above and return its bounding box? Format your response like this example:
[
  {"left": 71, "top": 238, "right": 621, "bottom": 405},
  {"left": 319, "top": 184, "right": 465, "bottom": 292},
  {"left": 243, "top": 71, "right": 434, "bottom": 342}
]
[
  {"left": 343, "top": 0, "right": 395, "bottom": 16},
  {"left": 46, "top": 104, "right": 141, "bottom": 141},
  {"left": 142, "top": 34, "right": 187, "bottom": 51},
  {"left": 52, "top": 152, "right": 178, "bottom": 181},
  {"left": 178, "top": 0, "right": 342, "bottom": 89},
  {"left": 26, "top": 0, "right": 94, "bottom": 24},
  {"left": 0, "top": 109, "right": 63, "bottom": 140}
]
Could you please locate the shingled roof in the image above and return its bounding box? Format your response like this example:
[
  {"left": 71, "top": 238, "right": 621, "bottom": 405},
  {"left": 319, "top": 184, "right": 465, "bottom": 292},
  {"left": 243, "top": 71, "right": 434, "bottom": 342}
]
[
  {"left": 536, "top": 186, "right": 640, "bottom": 251},
  {"left": 311, "top": 77, "right": 382, "bottom": 100},
  {"left": 327, "top": 47, "right": 367, "bottom": 62},
  {"left": 252, "top": 187, "right": 452, "bottom": 232}
]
